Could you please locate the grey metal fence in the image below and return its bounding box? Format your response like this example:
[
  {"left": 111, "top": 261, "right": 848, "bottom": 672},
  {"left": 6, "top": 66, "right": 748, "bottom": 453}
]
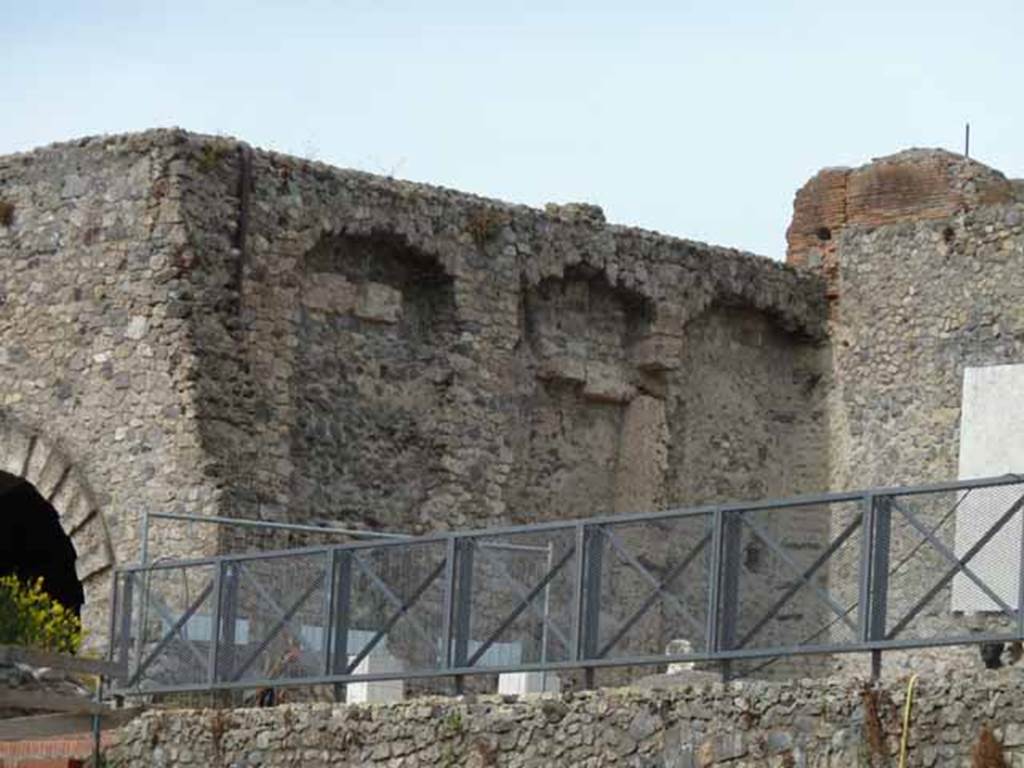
[{"left": 107, "top": 475, "right": 1024, "bottom": 696}]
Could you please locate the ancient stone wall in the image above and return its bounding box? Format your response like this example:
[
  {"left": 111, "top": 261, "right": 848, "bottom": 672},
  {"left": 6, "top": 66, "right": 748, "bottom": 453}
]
[
  {"left": 0, "top": 133, "right": 230, "bottom": 639},
  {"left": 787, "top": 149, "right": 1024, "bottom": 675},
  {"left": 111, "top": 667, "right": 1024, "bottom": 767},
  {"left": 1, "top": 129, "right": 831, "bottom": 670},
  {"left": 187, "top": 137, "right": 829, "bottom": 538}
]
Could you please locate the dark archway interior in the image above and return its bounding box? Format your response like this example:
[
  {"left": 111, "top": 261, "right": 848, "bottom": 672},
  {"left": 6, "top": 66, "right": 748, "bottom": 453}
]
[{"left": 0, "top": 470, "right": 84, "bottom": 614}]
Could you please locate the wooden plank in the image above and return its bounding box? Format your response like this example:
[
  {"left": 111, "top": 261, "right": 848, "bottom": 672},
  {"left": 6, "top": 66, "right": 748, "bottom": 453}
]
[
  {"left": 0, "top": 708, "right": 143, "bottom": 741},
  {"left": 0, "top": 645, "right": 123, "bottom": 678},
  {"left": 0, "top": 690, "right": 106, "bottom": 715}
]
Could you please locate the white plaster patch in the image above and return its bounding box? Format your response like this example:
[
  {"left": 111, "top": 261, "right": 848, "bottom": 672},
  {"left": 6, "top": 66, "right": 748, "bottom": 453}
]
[{"left": 952, "top": 364, "right": 1024, "bottom": 611}]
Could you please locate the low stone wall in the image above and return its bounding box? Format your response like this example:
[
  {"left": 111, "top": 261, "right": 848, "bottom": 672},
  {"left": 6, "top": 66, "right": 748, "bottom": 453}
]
[{"left": 111, "top": 667, "right": 1024, "bottom": 766}]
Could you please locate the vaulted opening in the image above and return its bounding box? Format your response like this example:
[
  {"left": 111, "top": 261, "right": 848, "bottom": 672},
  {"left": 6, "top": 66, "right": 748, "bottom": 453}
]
[{"left": 0, "top": 470, "right": 84, "bottom": 615}]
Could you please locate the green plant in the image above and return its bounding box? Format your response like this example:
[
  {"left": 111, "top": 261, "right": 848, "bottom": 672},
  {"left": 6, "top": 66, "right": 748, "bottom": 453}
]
[
  {"left": 442, "top": 709, "right": 465, "bottom": 735},
  {"left": 197, "top": 143, "right": 228, "bottom": 173},
  {"left": 0, "top": 575, "right": 83, "bottom": 654}
]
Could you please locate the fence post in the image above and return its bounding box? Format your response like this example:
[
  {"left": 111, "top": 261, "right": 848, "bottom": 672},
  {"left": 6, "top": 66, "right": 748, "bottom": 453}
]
[
  {"left": 218, "top": 563, "right": 239, "bottom": 684},
  {"left": 1019, "top": 496, "right": 1024, "bottom": 640},
  {"left": 208, "top": 561, "right": 225, "bottom": 686},
  {"left": 450, "top": 538, "right": 475, "bottom": 694},
  {"left": 331, "top": 550, "right": 352, "bottom": 702},
  {"left": 707, "top": 509, "right": 741, "bottom": 680},
  {"left": 860, "top": 494, "right": 892, "bottom": 679},
  {"left": 571, "top": 524, "right": 603, "bottom": 689}
]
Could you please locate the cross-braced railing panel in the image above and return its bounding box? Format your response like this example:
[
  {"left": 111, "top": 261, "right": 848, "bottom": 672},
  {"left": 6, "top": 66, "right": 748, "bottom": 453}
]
[
  {"left": 124, "top": 563, "right": 218, "bottom": 690},
  {"left": 342, "top": 540, "right": 448, "bottom": 676},
  {"left": 108, "top": 475, "right": 1024, "bottom": 696},
  {"left": 879, "top": 482, "right": 1024, "bottom": 644},
  {"left": 592, "top": 514, "right": 713, "bottom": 661},
  {"left": 729, "top": 501, "right": 863, "bottom": 656},
  {"left": 219, "top": 551, "right": 331, "bottom": 685},
  {"left": 459, "top": 528, "right": 578, "bottom": 669}
]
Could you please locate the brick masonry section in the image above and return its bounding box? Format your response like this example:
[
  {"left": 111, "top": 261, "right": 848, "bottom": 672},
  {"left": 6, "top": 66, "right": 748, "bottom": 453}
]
[{"left": 0, "top": 732, "right": 115, "bottom": 767}]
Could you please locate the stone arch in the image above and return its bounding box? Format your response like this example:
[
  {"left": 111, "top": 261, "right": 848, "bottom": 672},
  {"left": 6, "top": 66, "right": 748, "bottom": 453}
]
[{"left": 0, "top": 418, "right": 115, "bottom": 617}]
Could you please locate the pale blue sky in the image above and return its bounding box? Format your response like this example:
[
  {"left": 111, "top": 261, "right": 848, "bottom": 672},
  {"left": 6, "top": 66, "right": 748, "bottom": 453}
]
[{"left": 3, "top": 1, "right": 1021, "bottom": 258}]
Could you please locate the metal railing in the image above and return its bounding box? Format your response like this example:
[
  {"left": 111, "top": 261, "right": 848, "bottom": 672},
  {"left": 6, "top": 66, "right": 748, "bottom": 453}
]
[{"left": 107, "top": 475, "right": 1024, "bottom": 696}]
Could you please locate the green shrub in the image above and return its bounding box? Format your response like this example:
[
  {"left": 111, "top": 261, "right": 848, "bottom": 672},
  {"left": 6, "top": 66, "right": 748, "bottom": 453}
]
[{"left": 0, "top": 575, "right": 83, "bottom": 654}]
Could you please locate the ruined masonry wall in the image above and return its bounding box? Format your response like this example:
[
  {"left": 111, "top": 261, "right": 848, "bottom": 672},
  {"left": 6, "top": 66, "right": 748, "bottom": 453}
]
[
  {"left": 0, "top": 133, "right": 231, "bottom": 640},
  {"left": 111, "top": 668, "right": 1024, "bottom": 767},
  {"left": 0, "top": 129, "right": 829, "bottom": 658},
  {"left": 182, "top": 135, "right": 829, "bottom": 536},
  {"left": 787, "top": 149, "right": 1024, "bottom": 676}
]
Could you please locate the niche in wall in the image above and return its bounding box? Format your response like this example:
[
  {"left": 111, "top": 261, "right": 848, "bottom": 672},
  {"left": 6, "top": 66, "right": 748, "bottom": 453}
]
[{"left": 293, "top": 232, "right": 458, "bottom": 530}]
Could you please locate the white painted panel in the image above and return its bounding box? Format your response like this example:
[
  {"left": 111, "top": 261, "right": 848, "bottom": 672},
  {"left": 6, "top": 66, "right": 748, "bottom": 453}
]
[{"left": 952, "top": 364, "right": 1024, "bottom": 611}]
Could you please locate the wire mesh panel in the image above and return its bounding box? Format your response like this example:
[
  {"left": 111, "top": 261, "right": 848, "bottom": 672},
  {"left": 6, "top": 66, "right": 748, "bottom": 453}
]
[
  {"left": 592, "top": 513, "right": 713, "bottom": 662},
  {"left": 881, "top": 482, "right": 1024, "bottom": 644},
  {"left": 129, "top": 562, "right": 217, "bottom": 690},
  {"left": 106, "top": 477, "right": 1024, "bottom": 697},
  {"left": 343, "top": 539, "right": 448, "bottom": 677},
  {"left": 460, "top": 527, "right": 578, "bottom": 670},
  {"left": 727, "top": 500, "right": 861, "bottom": 668},
  {"left": 216, "top": 550, "right": 331, "bottom": 685}
]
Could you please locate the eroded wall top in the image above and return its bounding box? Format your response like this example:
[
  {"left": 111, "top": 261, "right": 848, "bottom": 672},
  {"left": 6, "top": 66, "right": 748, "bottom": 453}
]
[{"left": 786, "top": 148, "right": 1021, "bottom": 301}]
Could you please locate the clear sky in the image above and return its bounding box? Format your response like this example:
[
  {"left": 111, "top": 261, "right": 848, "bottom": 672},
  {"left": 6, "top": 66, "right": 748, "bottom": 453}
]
[{"left": 2, "top": 1, "right": 1021, "bottom": 258}]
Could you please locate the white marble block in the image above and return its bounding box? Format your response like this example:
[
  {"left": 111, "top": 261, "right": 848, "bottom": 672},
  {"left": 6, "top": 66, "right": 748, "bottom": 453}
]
[
  {"left": 345, "top": 652, "right": 405, "bottom": 704},
  {"left": 497, "top": 672, "right": 560, "bottom": 695}
]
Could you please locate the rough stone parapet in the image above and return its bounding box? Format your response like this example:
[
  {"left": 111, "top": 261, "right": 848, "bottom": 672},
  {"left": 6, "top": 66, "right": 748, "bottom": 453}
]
[{"left": 111, "top": 668, "right": 1024, "bottom": 766}]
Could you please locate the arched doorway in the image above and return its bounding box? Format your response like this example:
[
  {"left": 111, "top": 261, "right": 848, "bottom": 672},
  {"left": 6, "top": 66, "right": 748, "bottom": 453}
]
[
  {"left": 0, "top": 419, "right": 116, "bottom": 643},
  {"left": 0, "top": 470, "right": 84, "bottom": 614}
]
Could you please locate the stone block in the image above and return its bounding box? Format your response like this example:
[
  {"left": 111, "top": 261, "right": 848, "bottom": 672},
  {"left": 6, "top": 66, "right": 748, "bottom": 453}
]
[
  {"left": 536, "top": 354, "right": 586, "bottom": 383},
  {"left": 302, "top": 273, "right": 357, "bottom": 314},
  {"left": 631, "top": 333, "right": 682, "bottom": 371},
  {"left": 583, "top": 362, "right": 636, "bottom": 403},
  {"left": 614, "top": 395, "right": 668, "bottom": 513},
  {"left": 354, "top": 282, "right": 403, "bottom": 324},
  {"left": 0, "top": 428, "right": 32, "bottom": 477}
]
